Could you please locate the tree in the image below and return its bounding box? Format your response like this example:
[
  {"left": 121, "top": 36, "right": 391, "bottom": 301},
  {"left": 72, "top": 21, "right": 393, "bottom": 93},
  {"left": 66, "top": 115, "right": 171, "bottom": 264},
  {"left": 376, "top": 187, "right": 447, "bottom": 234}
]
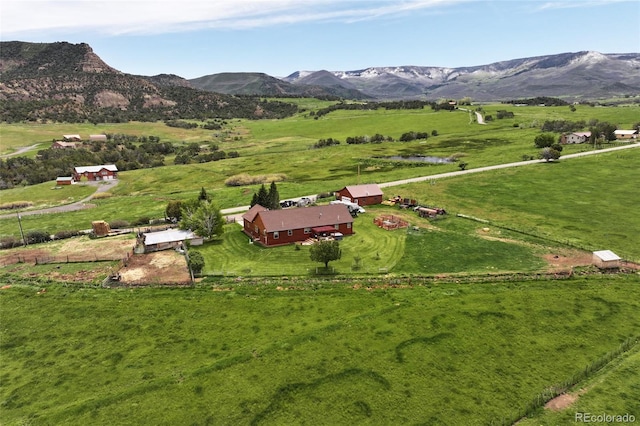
[
  {"left": 179, "top": 198, "right": 202, "bottom": 230},
  {"left": 252, "top": 184, "right": 269, "bottom": 207},
  {"left": 267, "top": 181, "right": 280, "bottom": 210},
  {"left": 309, "top": 240, "right": 342, "bottom": 269},
  {"left": 189, "top": 200, "right": 224, "bottom": 239},
  {"left": 198, "top": 187, "right": 210, "bottom": 202},
  {"left": 188, "top": 250, "right": 205, "bottom": 275},
  {"left": 534, "top": 133, "right": 556, "bottom": 148},
  {"left": 539, "top": 147, "right": 561, "bottom": 162},
  {"left": 165, "top": 200, "right": 183, "bottom": 223}
]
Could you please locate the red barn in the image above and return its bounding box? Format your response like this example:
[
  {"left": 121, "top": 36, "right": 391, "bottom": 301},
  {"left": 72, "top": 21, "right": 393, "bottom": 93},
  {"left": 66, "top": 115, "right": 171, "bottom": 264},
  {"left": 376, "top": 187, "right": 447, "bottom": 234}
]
[
  {"left": 242, "top": 204, "right": 354, "bottom": 247},
  {"left": 73, "top": 164, "right": 118, "bottom": 181},
  {"left": 335, "top": 184, "right": 383, "bottom": 206}
]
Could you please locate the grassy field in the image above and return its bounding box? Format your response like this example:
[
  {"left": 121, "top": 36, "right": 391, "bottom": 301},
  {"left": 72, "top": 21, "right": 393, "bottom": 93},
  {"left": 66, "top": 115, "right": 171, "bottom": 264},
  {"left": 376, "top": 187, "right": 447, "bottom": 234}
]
[
  {"left": 1, "top": 275, "right": 639, "bottom": 425},
  {"left": 520, "top": 344, "right": 640, "bottom": 425},
  {"left": 198, "top": 207, "right": 547, "bottom": 277}
]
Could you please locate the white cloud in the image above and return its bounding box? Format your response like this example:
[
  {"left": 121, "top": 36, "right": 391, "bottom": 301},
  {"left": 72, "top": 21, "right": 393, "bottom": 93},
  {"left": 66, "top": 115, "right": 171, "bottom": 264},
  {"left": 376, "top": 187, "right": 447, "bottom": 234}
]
[{"left": 0, "top": 0, "right": 467, "bottom": 37}]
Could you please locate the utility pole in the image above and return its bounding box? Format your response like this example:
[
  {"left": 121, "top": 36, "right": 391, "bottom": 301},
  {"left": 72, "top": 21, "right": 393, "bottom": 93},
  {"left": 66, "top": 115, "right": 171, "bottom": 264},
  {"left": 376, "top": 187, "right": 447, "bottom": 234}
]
[{"left": 17, "top": 213, "right": 27, "bottom": 246}]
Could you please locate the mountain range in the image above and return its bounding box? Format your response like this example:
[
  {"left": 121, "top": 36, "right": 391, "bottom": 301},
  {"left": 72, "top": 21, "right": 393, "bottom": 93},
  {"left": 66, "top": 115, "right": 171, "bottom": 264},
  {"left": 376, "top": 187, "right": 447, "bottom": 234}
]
[
  {"left": 1, "top": 41, "right": 639, "bottom": 124},
  {"left": 193, "top": 51, "right": 640, "bottom": 101}
]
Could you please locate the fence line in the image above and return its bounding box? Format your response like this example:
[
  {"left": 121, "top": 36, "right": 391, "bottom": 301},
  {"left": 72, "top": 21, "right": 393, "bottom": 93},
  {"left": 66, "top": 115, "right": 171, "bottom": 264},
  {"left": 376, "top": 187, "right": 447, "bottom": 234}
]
[{"left": 0, "top": 252, "right": 131, "bottom": 266}]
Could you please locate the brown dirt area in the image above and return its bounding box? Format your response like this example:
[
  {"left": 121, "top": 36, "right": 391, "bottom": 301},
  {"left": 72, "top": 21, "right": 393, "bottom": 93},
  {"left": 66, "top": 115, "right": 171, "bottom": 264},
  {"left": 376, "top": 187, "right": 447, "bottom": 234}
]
[
  {"left": 545, "top": 388, "right": 588, "bottom": 411},
  {"left": 118, "top": 251, "right": 191, "bottom": 285},
  {"left": 543, "top": 251, "right": 593, "bottom": 272}
]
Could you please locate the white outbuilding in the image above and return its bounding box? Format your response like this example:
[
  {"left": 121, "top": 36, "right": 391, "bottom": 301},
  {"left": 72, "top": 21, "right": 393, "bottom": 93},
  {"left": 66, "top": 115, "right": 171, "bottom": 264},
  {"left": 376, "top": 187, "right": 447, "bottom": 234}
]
[{"left": 592, "top": 250, "right": 622, "bottom": 269}]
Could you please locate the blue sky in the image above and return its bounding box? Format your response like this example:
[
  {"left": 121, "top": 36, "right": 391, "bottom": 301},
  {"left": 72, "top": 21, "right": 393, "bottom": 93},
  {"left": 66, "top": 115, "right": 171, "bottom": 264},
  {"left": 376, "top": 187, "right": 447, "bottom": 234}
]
[{"left": 2, "top": 0, "right": 638, "bottom": 79}]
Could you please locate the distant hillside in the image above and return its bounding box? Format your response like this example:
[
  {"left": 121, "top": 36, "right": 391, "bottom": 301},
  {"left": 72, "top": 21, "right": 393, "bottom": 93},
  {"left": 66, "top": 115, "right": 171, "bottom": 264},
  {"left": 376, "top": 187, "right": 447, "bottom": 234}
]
[
  {"left": 283, "top": 52, "right": 640, "bottom": 101},
  {"left": 189, "top": 72, "right": 371, "bottom": 100},
  {"left": 0, "top": 41, "right": 298, "bottom": 123}
]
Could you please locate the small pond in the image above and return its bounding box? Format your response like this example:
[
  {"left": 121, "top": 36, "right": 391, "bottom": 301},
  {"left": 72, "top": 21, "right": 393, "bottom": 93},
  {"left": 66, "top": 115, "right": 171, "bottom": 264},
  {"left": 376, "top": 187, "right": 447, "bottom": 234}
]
[{"left": 386, "top": 155, "right": 454, "bottom": 164}]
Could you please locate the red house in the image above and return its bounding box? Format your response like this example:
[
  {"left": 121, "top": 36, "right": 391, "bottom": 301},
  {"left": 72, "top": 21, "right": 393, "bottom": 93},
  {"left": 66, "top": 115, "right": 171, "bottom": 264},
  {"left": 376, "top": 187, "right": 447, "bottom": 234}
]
[
  {"left": 73, "top": 164, "right": 118, "bottom": 181},
  {"left": 242, "top": 204, "right": 354, "bottom": 247},
  {"left": 335, "top": 184, "right": 383, "bottom": 206}
]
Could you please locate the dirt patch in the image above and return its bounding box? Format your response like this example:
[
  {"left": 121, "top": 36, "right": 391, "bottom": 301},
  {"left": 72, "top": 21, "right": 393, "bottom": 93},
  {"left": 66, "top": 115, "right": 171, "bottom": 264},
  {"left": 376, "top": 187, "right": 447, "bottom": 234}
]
[
  {"left": 544, "top": 393, "right": 578, "bottom": 411},
  {"left": 118, "top": 251, "right": 191, "bottom": 285},
  {"left": 543, "top": 250, "right": 593, "bottom": 272}
]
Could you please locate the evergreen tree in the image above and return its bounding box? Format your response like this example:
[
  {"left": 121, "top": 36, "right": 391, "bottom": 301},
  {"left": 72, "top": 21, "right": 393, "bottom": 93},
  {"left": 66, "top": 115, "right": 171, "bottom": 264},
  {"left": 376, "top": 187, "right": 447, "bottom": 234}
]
[
  {"left": 255, "top": 184, "right": 269, "bottom": 207},
  {"left": 267, "top": 181, "right": 280, "bottom": 209},
  {"left": 198, "top": 187, "right": 210, "bottom": 201}
]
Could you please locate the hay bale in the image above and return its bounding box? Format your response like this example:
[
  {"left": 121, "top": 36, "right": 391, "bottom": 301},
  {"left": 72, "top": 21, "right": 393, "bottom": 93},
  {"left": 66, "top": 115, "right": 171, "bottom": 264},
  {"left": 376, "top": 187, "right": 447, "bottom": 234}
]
[{"left": 92, "top": 220, "right": 111, "bottom": 237}]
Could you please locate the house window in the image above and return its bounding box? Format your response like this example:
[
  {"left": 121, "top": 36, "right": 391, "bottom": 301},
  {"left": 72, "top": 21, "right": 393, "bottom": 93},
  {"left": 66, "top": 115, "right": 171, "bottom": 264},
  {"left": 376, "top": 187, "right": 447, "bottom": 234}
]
[
  {"left": 334, "top": 224, "right": 339, "bottom": 230},
  {"left": 304, "top": 228, "right": 311, "bottom": 234},
  {"left": 347, "top": 223, "right": 352, "bottom": 229},
  {"left": 273, "top": 231, "right": 279, "bottom": 239},
  {"left": 255, "top": 225, "right": 258, "bottom": 233},
  {"left": 287, "top": 230, "right": 293, "bottom": 236}
]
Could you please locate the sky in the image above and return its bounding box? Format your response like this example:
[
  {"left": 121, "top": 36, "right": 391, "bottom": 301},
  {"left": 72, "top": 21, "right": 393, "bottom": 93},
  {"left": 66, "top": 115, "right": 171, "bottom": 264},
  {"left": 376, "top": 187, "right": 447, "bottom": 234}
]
[{"left": 1, "top": 0, "right": 639, "bottom": 79}]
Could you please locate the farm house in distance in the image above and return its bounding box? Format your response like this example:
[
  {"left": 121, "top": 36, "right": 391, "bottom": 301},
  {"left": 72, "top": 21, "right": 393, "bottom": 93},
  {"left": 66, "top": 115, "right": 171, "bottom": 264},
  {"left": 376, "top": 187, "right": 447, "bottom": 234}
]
[
  {"left": 335, "top": 184, "right": 383, "bottom": 206},
  {"left": 242, "top": 204, "right": 354, "bottom": 247},
  {"left": 73, "top": 164, "right": 118, "bottom": 181}
]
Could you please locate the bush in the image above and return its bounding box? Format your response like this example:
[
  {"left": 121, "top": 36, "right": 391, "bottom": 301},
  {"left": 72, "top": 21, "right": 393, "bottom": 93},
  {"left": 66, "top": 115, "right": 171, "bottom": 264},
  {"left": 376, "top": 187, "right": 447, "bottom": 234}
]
[
  {"left": 54, "top": 230, "right": 80, "bottom": 240},
  {"left": 132, "top": 216, "right": 151, "bottom": 226},
  {"left": 109, "top": 220, "right": 130, "bottom": 229},
  {"left": 0, "top": 201, "right": 33, "bottom": 211},
  {"left": 188, "top": 250, "right": 205, "bottom": 274},
  {"left": 224, "top": 173, "right": 287, "bottom": 187},
  {"left": 0, "top": 236, "right": 21, "bottom": 249},
  {"left": 92, "top": 192, "right": 112, "bottom": 199},
  {"left": 26, "top": 230, "right": 51, "bottom": 244}
]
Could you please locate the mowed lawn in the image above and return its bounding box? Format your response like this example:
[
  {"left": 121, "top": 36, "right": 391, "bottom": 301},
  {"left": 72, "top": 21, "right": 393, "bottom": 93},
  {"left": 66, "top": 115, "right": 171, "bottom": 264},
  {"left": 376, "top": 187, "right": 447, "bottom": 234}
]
[
  {"left": 197, "top": 208, "right": 546, "bottom": 277},
  {"left": 1, "top": 275, "right": 639, "bottom": 425}
]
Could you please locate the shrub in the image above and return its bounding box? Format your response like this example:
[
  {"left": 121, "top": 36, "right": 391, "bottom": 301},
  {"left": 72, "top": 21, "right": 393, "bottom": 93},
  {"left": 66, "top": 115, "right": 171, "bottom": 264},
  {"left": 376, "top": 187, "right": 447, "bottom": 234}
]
[
  {"left": 188, "top": 250, "right": 205, "bottom": 274},
  {"left": 0, "top": 201, "right": 33, "bottom": 211},
  {"left": 26, "top": 230, "right": 51, "bottom": 244},
  {"left": 54, "top": 230, "right": 80, "bottom": 240},
  {"left": 224, "top": 173, "right": 287, "bottom": 187},
  {"left": 92, "top": 192, "right": 112, "bottom": 199},
  {"left": 0, "top": 236, "right": 21, "bottom": 249},
  {"left": 132, "top": 216, "right": 151, "bottom": 226},
  {"left": 109, "top": 220, "right": 130, "bottom": 229}
]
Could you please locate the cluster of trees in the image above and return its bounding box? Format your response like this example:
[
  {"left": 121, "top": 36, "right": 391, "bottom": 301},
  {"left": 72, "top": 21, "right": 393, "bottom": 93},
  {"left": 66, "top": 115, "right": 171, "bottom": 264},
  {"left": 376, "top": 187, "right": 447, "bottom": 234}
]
[
  {"left": 313, "top": 130, "right": 438, "bottom": 149},
  {"left": 534, "top": 133, "right": 563, "bottom": 162},
  {"left": 313, "top": 138, "right": 341, "bottom": 149},
  {"left": 0, "top": 133, "right": 239, "bottom": 189},
  {"left": 165, "top": 188, "right": 224, "bottom": 240},
  {"left": 503, "top": 97, "right": 569, "bottom": 106},
  {"left": 173, "top": 142, "right": 239, "bottom": 165},
  {"left": 541, "top": 119, "right": 588, "bottom": 133},
  {"left": 311, "top": 100, "right": 436, "bottom": 119},
  {"left": 250, "top": 182, "right": 280, "bottom": 209}
]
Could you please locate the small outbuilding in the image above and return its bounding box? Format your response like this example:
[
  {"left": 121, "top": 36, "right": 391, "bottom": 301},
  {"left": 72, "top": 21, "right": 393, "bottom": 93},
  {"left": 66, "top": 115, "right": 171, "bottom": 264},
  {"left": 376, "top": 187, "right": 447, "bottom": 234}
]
[
  {"left": 139, "top": 229, "right": 203, "bottom": 253},
  {"left": 592, "top": 250, "right": 621, "bottom": 269},
  {"left": 56, "top": 176, "right": 74, "bottom": 186},
  {"left": 335, "top": 184, "right": 383, "bottom": 206}
]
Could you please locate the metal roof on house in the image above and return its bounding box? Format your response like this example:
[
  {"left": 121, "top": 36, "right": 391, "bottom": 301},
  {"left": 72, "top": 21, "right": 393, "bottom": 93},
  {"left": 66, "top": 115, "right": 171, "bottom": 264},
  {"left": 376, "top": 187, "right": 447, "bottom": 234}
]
[
  {"left": 614, "top": 130, "right": 638, "bottom": 135},
  {"left": 593, "top": 250, "right": 621, "bottom": 261},
  {"left": 143, "top": 229, "right": 198, "bottom": 246},
  {"left": 242, "top": 204, "right": 269, "bottom": 222},
  {"left": 253, "top": 204, "right": 352, "bottom": 232},
  {"left": 74, "top": 164, "right": 118, "bottom": 174},
  {"left": 342, "top": 184, "right": 383, "bottom": 198}
]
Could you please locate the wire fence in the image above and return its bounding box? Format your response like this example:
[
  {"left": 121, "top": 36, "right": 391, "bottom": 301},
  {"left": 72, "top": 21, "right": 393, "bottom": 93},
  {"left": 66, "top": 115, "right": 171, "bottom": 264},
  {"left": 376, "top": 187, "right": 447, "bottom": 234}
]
[{"left": 0, "top": 251, "right": 132, "bottom": 267}]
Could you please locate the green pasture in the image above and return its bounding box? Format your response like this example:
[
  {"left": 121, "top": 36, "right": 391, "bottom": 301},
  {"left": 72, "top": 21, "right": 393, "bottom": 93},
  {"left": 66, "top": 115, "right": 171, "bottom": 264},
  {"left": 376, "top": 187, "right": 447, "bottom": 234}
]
[
  {"left": 390, "top": 148, "right": 640, "bottom": 262},
  {"left": 0, "top": 181, "right": 95, "bottom": 211},
  {"left": 1, "top": 275, "right": 638, "bottom": 425},
  {"left": 520, "top": 344, "right": 640, "bottom": 425}
]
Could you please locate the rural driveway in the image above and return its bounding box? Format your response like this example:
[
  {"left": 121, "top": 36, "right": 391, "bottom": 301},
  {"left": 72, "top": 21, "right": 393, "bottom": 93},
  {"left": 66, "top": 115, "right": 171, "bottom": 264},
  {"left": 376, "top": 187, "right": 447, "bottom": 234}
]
[
  {"left": 3, "top": 143, "right": 638, "bottom": 220},
  {"left": 0, "top": 179, "right": 119, "bottom": 219},
  {"left": 0, "top": 144, "right": 42, "bottom": 158}
]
